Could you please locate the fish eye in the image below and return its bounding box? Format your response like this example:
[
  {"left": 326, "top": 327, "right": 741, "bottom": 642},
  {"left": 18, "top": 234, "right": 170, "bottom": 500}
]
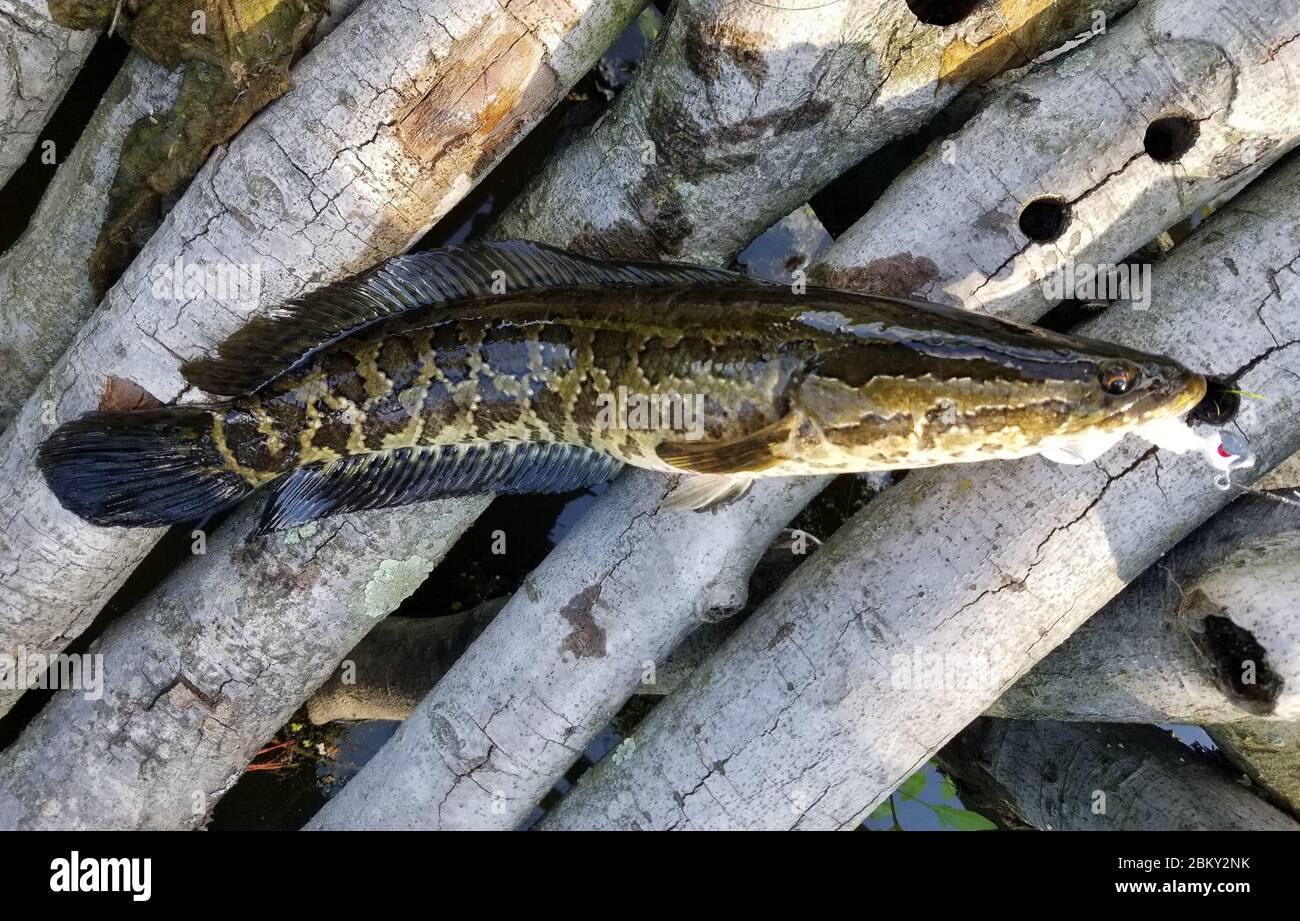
[{"left": 1099, "top": 362, "right": 1139, "bottom": 396}]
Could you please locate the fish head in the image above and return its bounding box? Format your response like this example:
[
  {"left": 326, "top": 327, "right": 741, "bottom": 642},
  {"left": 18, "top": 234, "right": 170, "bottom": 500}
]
[
  {"left": 1049, "top": 337, "right": 1207, "bottom": 435},
  {"left": 790, "top": 300, "right": 1207, "bottom": 467}
]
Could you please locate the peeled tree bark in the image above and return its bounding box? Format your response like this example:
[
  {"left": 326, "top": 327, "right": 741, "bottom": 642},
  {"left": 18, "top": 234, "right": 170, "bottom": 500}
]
[
  {"left": 0, "top": 0, "right": 646, "bottom": 721},
  {"left": 0, "top": 498, "right": 488, "bottom": 830},
  {"left": 494, "top": 0, "right": 1137, "bottom": 263},
  {"left": 990, "top": 494, "right": 1300, "bottom": 725},
  {"left": 938, "top": 720, "right": 1300, "bottom": 831},
  {"left": 0, "top": 0, "right": 96, "bottom": 189},
  {"left": 811, "top": 0, "right": 1300, "bottom": 318},
  {"left": 540, "top": 154, "right": 1300, "bottom": 831},
  {"left": 306, "top": 475, "right": 827, "bottom": 830}
]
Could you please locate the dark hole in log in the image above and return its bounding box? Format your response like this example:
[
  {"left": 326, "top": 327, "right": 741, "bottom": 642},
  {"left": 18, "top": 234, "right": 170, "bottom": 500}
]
[
  {"left": 1188, "top": 376, "right": 1240, "bottom": 426},
  {"left": 905, "top": 0, "right": 983, "bottom": 26},
  {"left": 1144, "top": 114, "right": 1199, "bottom": 163},
  {"left": 1193, "top": 614, "right": 1281, "bottom": 715},
  {"left": 1018, "top": 197, "right": 1070, "bottom": 243}
]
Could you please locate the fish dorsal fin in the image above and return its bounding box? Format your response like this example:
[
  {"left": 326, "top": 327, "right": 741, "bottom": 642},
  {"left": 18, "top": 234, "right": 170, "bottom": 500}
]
[
  {"left": 656, "top": 414, "right": 798, "bottom": 475},
  {"left": 258, "top": 440, "right": 623, "bottom": 532},
  {"left": 184, "top": 240, "right": 751, "bottom": 396}
]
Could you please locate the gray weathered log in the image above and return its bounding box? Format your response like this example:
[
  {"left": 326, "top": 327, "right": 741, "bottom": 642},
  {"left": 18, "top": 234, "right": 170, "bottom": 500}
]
[
  {"left": 990, "top": 494, "right": 1300, "bottom": 725},
  {"left": 938, "top": 719, "right": 1299, "bottom": 831},
  {"left": 811, "top": 0, "right": 1300, "bottom": 318},
  {"left": 0, "top": 0, "right": 96, "bottom": 189},
  {"left": 539, "top": 152, "right": 1300, "bottom": 831},
  {"left": 0, "top": 0, "right": 646, "bottom": 719},
  {"left": 494, "top": 0, "right": 1136, "bottom": 263},
  {"left": 0, "top": 52, "right": 181, "bottom": 431},
  {"left": 0, "top": 0, "right": 364, "bottom": 431},
  {"left": 0, "top": 499, "right": 486, "bottom": 830},
  {"left": 305, "top": 605, "right": 738, "bottom": 722},
  {"left": 306, "top": 474, "right": 826, "bottom": 830}
]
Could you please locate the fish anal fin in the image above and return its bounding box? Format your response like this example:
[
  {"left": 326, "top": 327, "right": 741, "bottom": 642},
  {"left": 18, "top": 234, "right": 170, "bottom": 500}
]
[
  {"left": 258, "top": 441, "right": 622, "bottom": 532},
  {"left": 662, "top": 474, "right": 755, "bottom": 512},
  {"left": 656, "top": 414, "right": 797, "bottom": 475}
]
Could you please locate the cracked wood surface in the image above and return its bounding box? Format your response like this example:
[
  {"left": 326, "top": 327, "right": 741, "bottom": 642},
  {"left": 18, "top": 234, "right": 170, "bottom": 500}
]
[
  {"left": 990, "top": 494, "right": 1300, "bottom": 725},
  {"left": 493, "top": 0, "right": 1136, "bottom": 264},
  {"left": 0, "top": 0, "right": 96, "bottom": 189},
  {"left": 938, "top": 719, "right": 1300, "bottom": 830},
  {"left": 0, "top": 0, "right": 645, "bottom": 719},
  {"left": 811, "top": 0, "right": 1300, "bottom": 318},
  {"left": 540, "top": 152, "right": 1300, "bottom": 830},
  {"left": 0, "top": 498, "right": 484, "bottom": 830},
  {"left": 306, "top": 474, "right": 826, "bottom": 830}
]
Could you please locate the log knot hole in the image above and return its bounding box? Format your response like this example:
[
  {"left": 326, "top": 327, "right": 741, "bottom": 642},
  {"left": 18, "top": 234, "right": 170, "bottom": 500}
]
[
  {"left": 1144, "top": 114, "right": 1200, "bottom": 164},
  {"left": 905, "top": 0, "right": 984, "bottom": 27},
  {"left": 1186, "top": 606, "right": 1282, "bottom": 716},
  {"left": 1018, "top": 196, "right": 1070, "bottom": 243}
]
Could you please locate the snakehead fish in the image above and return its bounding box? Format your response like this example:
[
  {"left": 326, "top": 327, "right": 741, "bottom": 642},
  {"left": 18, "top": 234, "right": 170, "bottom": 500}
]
[{"left": 38, "top": 241, "right": 1206, "bottom": 531}]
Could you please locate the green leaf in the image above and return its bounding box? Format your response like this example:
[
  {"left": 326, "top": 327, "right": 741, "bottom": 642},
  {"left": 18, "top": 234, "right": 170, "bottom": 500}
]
[
  {"left": 867, "top": 800, "right": 894, "bottom": 821},
  {"left": 931, "top": 804, "right": 996, "bottom": 831},
  {"left": 940, "top": 772, "right": 959, "bottom": 801},
  {"left": 897, "top": 770, "right": 927, "bottom": 801}
]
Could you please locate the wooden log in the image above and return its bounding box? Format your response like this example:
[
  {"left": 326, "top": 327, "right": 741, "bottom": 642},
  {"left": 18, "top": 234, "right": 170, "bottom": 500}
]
[
  {"left": 0, "top": 499, "right": 486, "bottom": 830},
  {"left": 305, "top": 475, "right": 827, "bottom": 830},
  {"left": 0, "top": 0, "right": 96, "bottom": 189},
  {"left": 493, "top": 0, "right": 1137, "bottom": 263},
  {"left": 0, "top": 2, "right": 365, "bottom": 431},
  {"left": 537, "top": 152, "right": 1300, "bottom": 831},
  {"left": 990, "top": 494, "right": 1300, "bottom": 725},
  {"left": 811, "top": 0, "right": 1300, "bottom": 317},
  {"left": 305, "top": 600, "right": 506, "bottom": 725},
  {"left": 1206, "top": 723, "right": 1300, "bottom": 817},
  {"left": 304, "top": 609, "right": 740, "bottom": 722},
  {"left": 0, "top": 53, "right": 180, "bottom": 432},
  {"left": 938, "top": 719, "right": 1300, "bottom": 830},
  {"left": 0, "top": 0, "right": 647, "bottom": 720}
]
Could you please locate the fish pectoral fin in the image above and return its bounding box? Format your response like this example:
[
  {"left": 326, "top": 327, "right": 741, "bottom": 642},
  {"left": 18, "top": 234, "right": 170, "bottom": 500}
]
[
  {"left": 655, "top": 414, "right": 798, "bottom": 475},
  {"left": 184, "top": 241, "right": 752, "bottom": 396},
  {"left": 1040, "top": 432, "right": 1124, "bottom": 465},
  {"left": 257, "top": 441, "right": 622, "bottom": 533},
  {"left": 662, "top": 473, "right": 755, "bottom": 512}
]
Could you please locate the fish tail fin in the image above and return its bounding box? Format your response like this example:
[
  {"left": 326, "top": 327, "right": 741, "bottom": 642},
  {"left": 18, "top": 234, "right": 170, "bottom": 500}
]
[{"left": 37, "top": 406, "right": 254, "bottom": 527}]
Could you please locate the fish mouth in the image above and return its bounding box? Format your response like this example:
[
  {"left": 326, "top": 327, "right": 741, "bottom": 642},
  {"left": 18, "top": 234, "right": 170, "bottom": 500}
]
[
  {"left": 1120, "top": 369, "right": 1207, "bottom": 431},
  {"left": 1157, "top": 370, "right": 1208, "bottom": 419}
]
